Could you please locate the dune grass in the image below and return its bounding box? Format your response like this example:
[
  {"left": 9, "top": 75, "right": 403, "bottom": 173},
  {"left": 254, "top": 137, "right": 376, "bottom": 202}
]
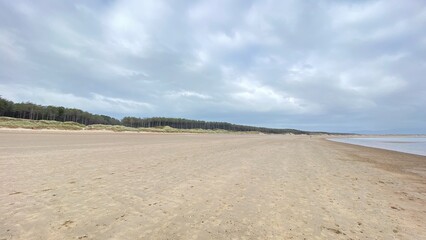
[
  {"left": 85, "top": 123, "right": 257, "bottom": 134},
  {"left": 0, "top": 117, "right": 85, "bottom": 130},
  {"left": 84, "top": 124, "right": 138, "bottom": 132},
  {"left": 0, "top": 117, "right": 260, "bottom": 134}
]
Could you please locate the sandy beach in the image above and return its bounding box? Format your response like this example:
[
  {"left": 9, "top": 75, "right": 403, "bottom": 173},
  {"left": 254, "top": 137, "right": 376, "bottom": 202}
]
[{"left": 1, "top": 130, "right": 425, "bottom": 239}]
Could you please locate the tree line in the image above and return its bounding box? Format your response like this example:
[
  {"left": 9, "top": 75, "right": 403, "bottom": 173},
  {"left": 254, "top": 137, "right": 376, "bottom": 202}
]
[
  {"left": 121, "top": 117, "right": 307, "bottom": 134},
  {"left": 0, "top": 97, "right": 120, "bottom": 125},
  {"left": 0, "top": 96, "right": 325, "bottom": 134}
]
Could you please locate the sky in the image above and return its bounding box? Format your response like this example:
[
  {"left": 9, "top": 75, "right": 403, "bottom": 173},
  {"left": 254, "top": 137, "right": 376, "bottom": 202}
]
[{"left": 0, "top": 0, "right": 425, "bottom": 133}]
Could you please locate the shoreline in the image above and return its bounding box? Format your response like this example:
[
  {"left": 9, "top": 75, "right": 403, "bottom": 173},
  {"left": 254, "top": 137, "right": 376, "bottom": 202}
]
[
  {"left": 327, "top": 137, "right": 426, "bottom": 157},
  {"left": 323, "top": 138, "right": 426, "bottom": 177}
]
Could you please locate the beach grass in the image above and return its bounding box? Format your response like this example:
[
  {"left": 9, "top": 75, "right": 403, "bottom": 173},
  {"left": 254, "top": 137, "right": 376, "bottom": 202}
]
[
  {"left": 0, "top": 117, "right": 259, "bottom": 134},
  {"left": 0, "top": 117, "right": 85, "bottom": 130}
]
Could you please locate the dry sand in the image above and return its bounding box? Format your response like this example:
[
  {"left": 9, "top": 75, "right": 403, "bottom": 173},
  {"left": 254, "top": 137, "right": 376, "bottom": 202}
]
[{"left": 0, "top": 130, "right": 425, "bottom": 239}]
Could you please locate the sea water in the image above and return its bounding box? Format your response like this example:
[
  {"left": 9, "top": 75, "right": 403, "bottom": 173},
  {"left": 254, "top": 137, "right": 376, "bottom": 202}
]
[{"left": 329, "top": 137, "right": 426, "bottom": 156}]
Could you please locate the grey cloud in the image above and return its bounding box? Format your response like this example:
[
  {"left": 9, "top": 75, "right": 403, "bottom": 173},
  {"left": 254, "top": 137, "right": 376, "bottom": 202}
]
[{"left": 0, "top": 0, "right": 425, "bottom": 133}]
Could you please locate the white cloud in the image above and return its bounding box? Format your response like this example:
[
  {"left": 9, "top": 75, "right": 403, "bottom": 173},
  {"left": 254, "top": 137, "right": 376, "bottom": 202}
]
[
  {"left": 0, "top": 30, "right": 26, "bottom": 61},
  {"left": 253, "top": 55, "right": 285, "bottom": 66},
  {"left": 166, "top": 90, "right": 211, "bottom": 100},
  {"left": 106, "top": 64, "right": 148, "bottom": 77},
  {"left": 51, "top": 45, "right": 81, "bottom": 59},
  {"left": 183, "top": 50, "right": 210, "bottom": 71},
  {"left": 13, "top": 2, "right": 37, "bottom": 18},
  {"left": 285, "top": 63, "right": 317, "bottom": 83},
  {"left": 187, "top": 0, "right": 237, "bottom": 26},
  {"left": 91, "top": 93, "right": 154, "bottom": 113},
  {"left": 208, "top": 31, "right": 257, "bottom": 49},
  {"left": 338, "top": 72, "right": 406, "bottom": 97},
  {"left": 229, "top": 76, "right": 319, "bottom": 114},
  {"left": 102, "top": 0, "right": 171, "bottom": 56}
]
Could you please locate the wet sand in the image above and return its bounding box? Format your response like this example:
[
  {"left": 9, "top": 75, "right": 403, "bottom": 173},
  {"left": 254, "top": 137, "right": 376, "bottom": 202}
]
[{"left": 1, "top": 130, "right": 425, "bottom": 239}]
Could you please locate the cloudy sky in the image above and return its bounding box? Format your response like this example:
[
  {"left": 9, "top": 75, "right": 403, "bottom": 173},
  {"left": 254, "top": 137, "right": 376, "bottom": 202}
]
[{"left": 0, "top": 0, "right": 425, "bottom": 133}]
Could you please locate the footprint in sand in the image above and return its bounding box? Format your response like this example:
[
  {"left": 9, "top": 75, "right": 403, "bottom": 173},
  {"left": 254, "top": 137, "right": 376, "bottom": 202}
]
[
  {"left": 59, "top": 220, "right": 75, "bottom": 229},
  {"left": 9, "top": 191, "right": 22, "bottom": 195}
]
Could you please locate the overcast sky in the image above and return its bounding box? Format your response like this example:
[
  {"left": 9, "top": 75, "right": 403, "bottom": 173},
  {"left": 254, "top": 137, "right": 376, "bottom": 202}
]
[{"left": 1, "top": 0, "right": 425, "bottom": 133}]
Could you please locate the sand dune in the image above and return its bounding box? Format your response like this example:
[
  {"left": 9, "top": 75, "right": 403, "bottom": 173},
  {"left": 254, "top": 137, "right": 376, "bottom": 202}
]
[{"left": 0, "top": 130, "right": 425, "bottom": 239}]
